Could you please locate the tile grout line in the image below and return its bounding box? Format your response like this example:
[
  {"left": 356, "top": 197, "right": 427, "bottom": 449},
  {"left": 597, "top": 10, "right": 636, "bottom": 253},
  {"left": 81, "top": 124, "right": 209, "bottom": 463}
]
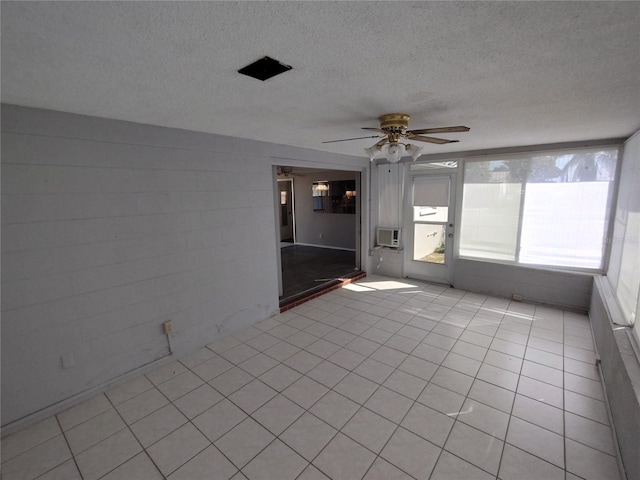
[
  {"left": 305, "top": 291, "right": 497, "bottom": 479},
  {"left": 54, "top": 413, "right": 86, "bottom": 480},
  {"left": 494, "top": 304, "right": 533, "bottom": 480},
  {"left": 122, "top": 298, "right": 584, "bottom": 478},
  {"left": 101, "top": 392, "right": 168, "bottom": 480},
  {"left": 312, "top": 291, "right": 520, "bottom": 478},
  {"left": 427, "top": 295, "right": 511, "bottom": 479},
  {"left": 233, "top": 286, "right": 452, "bottom": 479},
  {"left": 563, "top": 310, "right": 569, "bottom": 479},
  {"left": 208, "top": 292, "right": 604, "bottom": 476}
]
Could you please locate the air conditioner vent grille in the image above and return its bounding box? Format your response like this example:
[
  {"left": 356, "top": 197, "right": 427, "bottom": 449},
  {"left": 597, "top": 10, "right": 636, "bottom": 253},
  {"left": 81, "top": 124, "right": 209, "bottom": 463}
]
[{"left": 377, "top": 227, "right": 401, "bottom": 248}]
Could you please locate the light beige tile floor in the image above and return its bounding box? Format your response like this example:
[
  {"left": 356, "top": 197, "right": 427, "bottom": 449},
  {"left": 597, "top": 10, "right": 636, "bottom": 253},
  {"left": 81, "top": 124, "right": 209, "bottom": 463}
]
[{"left": 1, "top": 275, "right": 623, "bottom": 480}]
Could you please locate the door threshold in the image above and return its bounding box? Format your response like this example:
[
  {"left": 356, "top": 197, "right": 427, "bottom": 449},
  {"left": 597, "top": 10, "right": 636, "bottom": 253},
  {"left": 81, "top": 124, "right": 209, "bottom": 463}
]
[{"left": 279, "top": 271, "right": 366, "bottom": 312}]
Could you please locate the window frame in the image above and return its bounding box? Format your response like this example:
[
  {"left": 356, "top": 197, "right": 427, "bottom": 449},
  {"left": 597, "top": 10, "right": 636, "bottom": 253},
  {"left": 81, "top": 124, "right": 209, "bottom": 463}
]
[{"left": 458, "top": 145, "right": 622, "bottom": 274}]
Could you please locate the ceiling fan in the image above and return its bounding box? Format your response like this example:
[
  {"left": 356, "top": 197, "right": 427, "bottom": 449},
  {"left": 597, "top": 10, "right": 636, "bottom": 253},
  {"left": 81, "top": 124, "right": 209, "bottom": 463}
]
[
  {"left": 277, "top": 166, "right": 305, "bottom": 177},
  {"left": 323, "top": 113, "right": 470, "bottom": 163}
]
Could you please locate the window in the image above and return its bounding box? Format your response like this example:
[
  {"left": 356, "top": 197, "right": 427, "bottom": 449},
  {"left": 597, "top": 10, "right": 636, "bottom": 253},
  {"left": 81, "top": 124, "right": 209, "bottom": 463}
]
[
  {"left": 312, "top": 180, "right": 356, "bottom": 214},
  {"left": 312, "top": 181, "right": 329, "bottom": 211},
  {"left": 606, "top": 133, "right": 640, "bottom": 334},
  {"left": 460, "top": 147, "right": 619, "bottom": 270},
  {"left": 409, "top": 160, "right": 458, "bottom": 171}
]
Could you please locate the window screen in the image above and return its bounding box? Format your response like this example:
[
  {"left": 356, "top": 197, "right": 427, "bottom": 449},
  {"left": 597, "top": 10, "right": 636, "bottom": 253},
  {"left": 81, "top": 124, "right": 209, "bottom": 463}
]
[{"left": 460, "top": 148, "right": 618, "bottom": 269}]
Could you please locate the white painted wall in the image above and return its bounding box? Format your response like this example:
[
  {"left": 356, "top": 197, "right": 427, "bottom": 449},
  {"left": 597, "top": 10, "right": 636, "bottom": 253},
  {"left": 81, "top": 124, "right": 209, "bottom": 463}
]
[
  {"left": 367, "top": 162, "right": 405, "bottom": 277},
  {"left": 607, "top": 131, "right": 640, "bottom": 336},
  {"left": 590, "top": 277, "right": 640, "bottom": 480},
  {"left": 453, "top": 259, "right": 594, "bottom": 311},
  {"left": 0, "top": 104, "right": 367, "bottom": 426},
  {"left": 589, "top": 132, "right": 640, "bottom": 480},
  {"left": 370, "top": 248, "right": 404, "bottom": 278},
  {"left": 293, "top": 170, "right": 359, "bottom": 250}
]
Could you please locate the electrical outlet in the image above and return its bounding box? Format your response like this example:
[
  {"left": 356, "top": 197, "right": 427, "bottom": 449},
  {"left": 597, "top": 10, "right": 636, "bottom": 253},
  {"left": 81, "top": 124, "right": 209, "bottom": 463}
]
[
  {"left": 319, "top": 233, "right": 323, "bottom": 239},
  {"left": 164, "top": 320, "right": 173, "bottom": 334},
  {"left": 512, "top": 294, "right": 523, "bottom": 302},
  {"left": 61, "top": 353, "right": 75, "bottom": 369}
]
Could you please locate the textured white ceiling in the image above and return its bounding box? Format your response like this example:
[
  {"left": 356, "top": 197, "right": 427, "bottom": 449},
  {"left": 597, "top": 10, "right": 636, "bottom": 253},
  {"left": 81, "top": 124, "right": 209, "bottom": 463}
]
[{"left": 2, "top": 1, "right": 639, "bottom": 158}]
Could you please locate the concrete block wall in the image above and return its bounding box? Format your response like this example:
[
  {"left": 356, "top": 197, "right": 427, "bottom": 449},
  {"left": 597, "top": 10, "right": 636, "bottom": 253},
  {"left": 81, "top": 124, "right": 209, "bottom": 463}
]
[
  {"left": 590, "top": 277, "right": 640, "bottom": 480},
  {"left": 370, "top": 248, "right": 405, "bottom": 279},
  {"left": 1, "top": 104, "right": 367, "bottom": 427},
  {"left": 369, "top": 252, "right": 594, "bottom": 311},
  {"left": 594, "top": 131, "right": 640, "bottom": 480},
  {"left": 606, "top": 131, "right": 640, "bottom": 336},
  {"left": 454, "top": 258, "right": 594, "bottom": 312}
]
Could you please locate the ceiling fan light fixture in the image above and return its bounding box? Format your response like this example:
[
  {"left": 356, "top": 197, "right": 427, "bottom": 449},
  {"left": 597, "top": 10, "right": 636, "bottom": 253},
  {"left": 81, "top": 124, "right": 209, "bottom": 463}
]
[
  {"left": 406, "top": 143, "right": 424, "bottom": 161},
  {"left": 386, "top": 142, "right": 404, "bottom": 163},
  {"left": 365, "top": 144, "right": 381, "bottom": 161},
  {"left": 340, "top": 114, "right": 470, "bottom": 159}
]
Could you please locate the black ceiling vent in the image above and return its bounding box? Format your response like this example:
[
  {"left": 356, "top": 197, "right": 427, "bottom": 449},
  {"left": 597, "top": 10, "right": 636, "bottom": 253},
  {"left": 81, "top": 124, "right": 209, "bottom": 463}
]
[{"left": 238, "top": 56, "right": 292, "bottom": 81}]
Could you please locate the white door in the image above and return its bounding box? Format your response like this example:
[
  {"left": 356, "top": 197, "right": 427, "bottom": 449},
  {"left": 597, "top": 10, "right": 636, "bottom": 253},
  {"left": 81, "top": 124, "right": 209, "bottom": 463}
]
[{"left": 404, "top": 174, "right": 456, "bottom": 285}]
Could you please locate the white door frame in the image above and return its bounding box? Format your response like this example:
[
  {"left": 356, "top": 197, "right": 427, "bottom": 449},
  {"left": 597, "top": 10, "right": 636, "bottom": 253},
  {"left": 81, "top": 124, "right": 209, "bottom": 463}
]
[
  {"left": 404, "top": 172, "right": 457, "bottom": 285},
  {"left": 277, "top": 178, "right": 296, "bottom": 243}
]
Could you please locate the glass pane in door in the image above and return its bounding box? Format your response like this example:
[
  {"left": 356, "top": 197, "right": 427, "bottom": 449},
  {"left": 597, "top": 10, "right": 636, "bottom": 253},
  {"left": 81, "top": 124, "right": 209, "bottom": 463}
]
[{"left": 413, "top": 224, "right": 447, "bottom": 264}]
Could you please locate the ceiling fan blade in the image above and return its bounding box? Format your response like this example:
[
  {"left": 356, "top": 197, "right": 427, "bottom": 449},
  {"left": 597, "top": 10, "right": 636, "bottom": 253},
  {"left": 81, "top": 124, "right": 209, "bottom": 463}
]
[
  {"left": 410, "top": 135, "right": 459, "bottom": 145},
  {"left": 322, "top": 135, "right": 382, "bottom": 144},
  {"left": 362, "top": 127, "right": 388, "bottom": 133},
  {"left": 408, "top": 126, "right": 470, "bottom": 135}
]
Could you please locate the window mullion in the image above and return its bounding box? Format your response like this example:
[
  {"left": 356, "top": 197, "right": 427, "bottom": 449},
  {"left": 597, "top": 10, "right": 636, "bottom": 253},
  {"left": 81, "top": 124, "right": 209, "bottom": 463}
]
[{"left": 515, "top": 177, "right": 528, "bottom": 263}]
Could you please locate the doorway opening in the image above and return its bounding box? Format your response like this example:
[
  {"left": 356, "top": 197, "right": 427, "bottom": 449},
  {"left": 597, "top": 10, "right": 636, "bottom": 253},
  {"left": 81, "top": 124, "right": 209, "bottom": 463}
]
[{"left": 275, "top": 166, "right": 363, "bottom": 307}]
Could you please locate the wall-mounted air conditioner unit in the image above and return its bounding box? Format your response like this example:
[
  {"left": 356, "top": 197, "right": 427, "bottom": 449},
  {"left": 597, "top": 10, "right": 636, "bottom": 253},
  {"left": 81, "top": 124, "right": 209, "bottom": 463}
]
[{"left": 377, "top": 227, "right": 401, "bottom": 248}]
